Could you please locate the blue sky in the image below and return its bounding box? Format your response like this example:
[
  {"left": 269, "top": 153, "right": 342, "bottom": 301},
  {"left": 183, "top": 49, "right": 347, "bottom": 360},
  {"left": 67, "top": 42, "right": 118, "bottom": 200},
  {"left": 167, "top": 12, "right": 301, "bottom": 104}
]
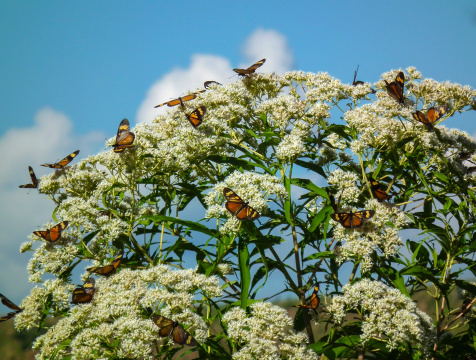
[{"left": 1, "top": 1, "right": 476, "bottom": 302}]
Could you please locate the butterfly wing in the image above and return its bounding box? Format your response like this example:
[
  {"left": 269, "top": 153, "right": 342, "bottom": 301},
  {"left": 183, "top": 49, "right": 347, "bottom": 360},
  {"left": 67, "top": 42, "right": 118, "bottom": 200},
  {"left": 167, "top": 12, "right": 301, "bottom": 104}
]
[
  {"left": 153, "top": 315, "right": 176, "bottom": 337},
  {"left": 352, "top": 210, "right": 375, "bottom": 228},
  {"left": 117, "top": 118, "right": 130, "bottom": 135},
  {"left": 171, "top": 323, "right": 198, "bottom": 346},
  {"left": 204, "top": 81, "right": 221, "bottom": 89},
  {"left": 186, "top": 106, "right": 207, "bottom": 128},
  {"left": 33, "top": 221, "right": 69, "bottom": 242},
  {"left": 19, "top": 166, "right": 39, "bottom": 188},
  {"left": 0, "top": 293, "right": 22, "bottom": 312},
  {"left": 0, "top": 311, "right": 21, "bottom": 322},
  {"left": 71, "top": 278, "right": 95, "bottom": 304},
  {"left": 233, "top": 59, "right": 266, "bottom": 76},
  {"left": 223, "top": 187, "right": 260, "bottom": 221},
  {"left": 412, "top": 110, "right": 429, "bottom": 126},
  {"left": 113, "top": 132, "right": 135, "bottom": 152},
  {"left": 87, "top": 251, "right": 123, "bottom": 276},
  {"left": 385, "top": 72, "right": 405, "bottom": 103},
  {"left": 295, "top": 285, "right": 320, "bottom": 310},
  {"left": 42, "top": 150, "right": 80, "bottom": 168},
  {"left": 426, "top": 105, "right": 448, "bottom": 123},
  {"left": 369, "top": 178, "right": 392, "bottom": 202}
]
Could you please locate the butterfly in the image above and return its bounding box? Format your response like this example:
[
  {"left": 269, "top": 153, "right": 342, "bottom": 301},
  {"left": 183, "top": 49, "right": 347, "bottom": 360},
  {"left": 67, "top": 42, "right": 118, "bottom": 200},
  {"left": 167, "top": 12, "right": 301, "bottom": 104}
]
[
  {"left": 0, "top": 293, "right": 22, "bottom": 323},
  {"left": 204, "top": 81, "right": 221, "bottom": 89},
  {"left": 186, "top": 106, "right": 207, "bottom": 128},
  {"left": 233, "top": 58, "right": 266, "bottom": 77},
  {"left": 19, "top": 166, "right": 39, "bottom": 188},
  {"left": 412, "top": 105, "right": 448, "bottom": 130},
  {"left": 223, "top": 187, "right": 260, "bottom": 221},
  {"left": 41, "top": 150, "right": 80, "bottom": 169},
  {"left": 71, "top": 278, "right": 95, "bottom": 304},
  {"left": 153, "top": 315, "right": 197, "bottom": 346},
  {"left": 154, "top": 91, "right": 206, "bottom": 108},
  {"left": 294, "top": 285, "right": 320, "bottom": 313},
  {"left": 369, "top": 177, "right": 392, "bottom": 202},
  {"left": 384, "top": 71, "right": 405, "bottom": 104},
  {"left": 87, "top": 251, "right": 124, "bottom": 276},
  {"left": 33, "top": 221, "right": 69, "bottom": 242},
  {"left": 113, "top": 118, "right": 135, "bottom": 153},
  {"left": 352, "top": 65, "right": 376, "bottom": 93},
  {"left": 331, "top": 210, "right": 375, "bottom": 229}
]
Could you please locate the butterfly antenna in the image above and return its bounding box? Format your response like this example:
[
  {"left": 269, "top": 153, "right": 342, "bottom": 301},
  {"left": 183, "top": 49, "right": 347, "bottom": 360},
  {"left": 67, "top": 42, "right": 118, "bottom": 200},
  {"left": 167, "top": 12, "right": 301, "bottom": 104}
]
[{"left": 353, "top": 64, "right": 359, "bottom": 83}]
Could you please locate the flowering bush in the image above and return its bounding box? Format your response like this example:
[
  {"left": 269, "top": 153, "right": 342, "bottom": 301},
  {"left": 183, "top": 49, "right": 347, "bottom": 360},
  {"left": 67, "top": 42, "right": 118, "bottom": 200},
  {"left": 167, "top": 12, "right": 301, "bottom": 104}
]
[{"left": 11, "top": 67, "right": 476, "bottom": 359}]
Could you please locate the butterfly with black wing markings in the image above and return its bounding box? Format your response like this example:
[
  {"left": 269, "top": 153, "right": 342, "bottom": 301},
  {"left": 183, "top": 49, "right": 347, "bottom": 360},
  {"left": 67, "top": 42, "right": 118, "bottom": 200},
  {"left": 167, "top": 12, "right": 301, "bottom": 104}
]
[
  {"left": 71, "top": 278, "right": 95, "bottom": 304},
  {"left": 154, "top": 91, "right": 206, "bottom": 108},
  {"left": 113, "top": 118, "right": 135, "bottom": 153},
  {"left": 19, "top": 166, "right": 39, "bottom": 189},
  {"left": 41, "top": 150, "right": 80, "bottom": 169},
  {"left": 384, "top": 71, "right": 405, "bottom": 104},
  {"left": 223, "top": 187, "right": 260, "bottom": 221},
  {"left": 33, "top": 221, "right": 69, "bottom": 242},
  {"left": 153, "top": 315, "right": 198, "bottom": 346},
  {"left": 328, "top": 190, "right": 375, "bottom": 228},
  {"left": 87, "top": 251, "right": 124, "bottom": 276},
  {"left": 233, "top": 58, "right": 266, "bottom": 77},
  {"left": 186, "top": 106, "right": 207, "bottom": 128},
  {"left": 294, "top": 285, "right": 320, "bottom": 314},
  {"left": 369, "top": 177, "right": 392, "bottom": 202},
  {"left": 0, "top": 293, "right": 22, "bottom": 323},
  {"left": 412, "top": 105, "right": 448, "bottom": 130}
]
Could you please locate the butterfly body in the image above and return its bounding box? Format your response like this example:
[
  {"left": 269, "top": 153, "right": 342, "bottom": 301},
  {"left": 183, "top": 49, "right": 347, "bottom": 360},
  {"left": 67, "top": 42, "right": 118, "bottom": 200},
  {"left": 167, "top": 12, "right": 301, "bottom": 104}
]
[
  {"left": 331, "top": 210, "right": 375, "bottom": 229},
  {"left": 153, "top": 315, "right": 197, "bottom": 346},
  {"left": 154, "top": 91, "right": 205, "bottom": 108},
  {"left": 412, "top": 105, "right": 448, "bottom": 130},
  {"left": 113, "top": 118, "right": 135, "bottom": 152},
  {"left": 19, "top": 166, "right": 38, "bottom": 188},
  {"left": 41, "top": 150, "right": 80, "bottom": 168},
  {"left": 33, "top": 221, "right": 69, "bottom": 242},
  {"left": 233, "top": 59, "right": 266, "bottom": 77},
  {"left": 87, "top": 251, "right": 123, "bottom": 276},
  {"left": 0, "top": 293, "right": 22, "bottom": 322},
  {"left": 384, "top": 71, "right": 405, "bottom": 103},
  {"left": 186, "top": 106, "right": 206, "bottom": 128},
  {"left": 71, "top": 278, "right": 95, "bottom": 304},
  {"left": 223, "top": 187, "right": 260, "bottom": 221}
]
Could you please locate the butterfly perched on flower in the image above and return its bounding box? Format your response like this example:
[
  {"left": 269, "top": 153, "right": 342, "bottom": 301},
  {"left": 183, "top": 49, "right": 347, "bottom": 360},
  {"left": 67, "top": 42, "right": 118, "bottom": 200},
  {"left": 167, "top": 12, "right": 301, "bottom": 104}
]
[
  {"left": 294, "top": 285, "right": 320, "bottom": 313},
  {"left": 186, "top": 106, "right": 207, "bottom": 128},
  {"left": 331, "top": 210, "right": 375, "bottom": 229},
  {"left": 352, "top": 65, "right": 376, "bottom": 93},
  {"left": 369, "top": 177, "right": 392, "bottom": 202},
  {"left": 384, "top": 71, "right": 405, "bottom": 104},
  {"left": 71, "top": 278, "right": 95, "bottom": 304},
  {"left": 113, "top": 118, "right": 135, "bottom": 153},
  {"left": 33, "top": 221, "right": 69, "bottom": 242},
  {"left": 0, "top": 293, "right": 22, "bottom": 323},
  {"left": 233, "top": 58, "right": 266, "bottom": 77},
  {"left": 87, "top": 251, "right": 124, "bottom": 276},
  {"left": 154, "top": 91, "right": 206, "bottom": 108},
  {"left": 412, "top": 105, "right": 448, "bottom": 130},
  {"left": 19, "top": 166, "right": 38, "bottom": 189},
  {"left": 153, "top": 315, "right": 197, "bottom": 347},
  {"left": 204, "top": 81, "right": 221, "bottom": 89},
  {"left": 223, "top": 187, "right": 260, "bottom": 221},
  {"left": 41, "top": 150, "right": 79, "bottom": 169}
]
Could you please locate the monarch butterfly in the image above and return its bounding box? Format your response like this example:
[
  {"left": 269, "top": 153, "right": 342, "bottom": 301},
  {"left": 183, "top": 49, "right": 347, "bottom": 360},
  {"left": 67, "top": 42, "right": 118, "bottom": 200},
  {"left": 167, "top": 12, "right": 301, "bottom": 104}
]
[
  {"left": 41, "top": 150, "right": 80, "bottom": 169},
  {"left": 154, "top": 91, "right": 206, "bottom": 108},
  {"left": 369, "top": 177, "right": 392, "bottom": 202},
  {"left": 233, "top": 58, "right": 266, "bottom": 76},
  {"left": 71, "top": 278, "right": 95, "bottom": 304},
  {"left": 223, "top": 187, "right": 260, "bottom": 221},
  {"left": 294, "top": 285, "right": 320, "bottom": 312},
  {"left": 352, "top": 65, "right": 376, "bottom": 93},
  {"left": 204, "top": 81, "right": 221, "bottom": 89},
  {"left": 113, "top": 118, "right": 135, "bottom": 153},
  {"left": 384, "top": 71, "right": 405, "bottom": 103},
  {"left": 412, "top": 105, "right": 448, "bottom": 130},
  {"left": 153, "top": 315, "right": 198, "bottom": 346},
  {"left": 33, "top": 221, "right": 69, "bottom": 242},
  {"left": 0, "top": 293, "right": 22, "bottom": 322},
  {"left": 87, "top": 251, "right": 124, "bottom": 276},
  {"left": 330, "top": 210, "right": 375, "bottom": 229},
  {"left": 19, "top": 166, "right": 38, "bottom": 188},
  {"left": 186, "top": 106, "right": 207, "bottom": 128}
]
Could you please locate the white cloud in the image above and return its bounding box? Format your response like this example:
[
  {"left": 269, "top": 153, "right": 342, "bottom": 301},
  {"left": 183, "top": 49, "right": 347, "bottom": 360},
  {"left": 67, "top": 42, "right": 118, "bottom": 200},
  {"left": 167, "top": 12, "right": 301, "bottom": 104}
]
[{"left": 0, "top": 107, "right": 105, "bottom": 300}]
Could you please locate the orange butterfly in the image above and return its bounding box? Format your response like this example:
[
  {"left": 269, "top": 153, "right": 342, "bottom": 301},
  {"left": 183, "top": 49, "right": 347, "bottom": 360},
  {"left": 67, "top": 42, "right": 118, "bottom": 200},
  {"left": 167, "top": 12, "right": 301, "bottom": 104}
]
[
  {"left": 0, "top": 293, "right": 22, "bottom": 323},
  {"left": 331, "top": 210, "right": 375, "bottom": 229},
  {"left": 113, "top": 118, "right": 135, "bottom": 153},
  {"left": 412, "top": 105, "right": 448, "bottom": 130},
  {"left": 186, "top": 106, "right": 207, "bottom": 128},
  {"left": 369, "top": 177, "right": 392, "bottom": 202},
  {"left": 19, "top": 166, "right": 38, "bottom": 188},
  {"left": 41, "top": 150, "right": 79, "bottom": 168},
  {"left": 223, "top": 187, "right": 260, "bottom": 221},
  {"left": 87, "top": 251, "right": 124, "bottom": 276},
  {"left": 294, "top": 285, "right": 320, "bottom": 313},
  {"left": 233, "top": 58, "right": 266, "bottom": 77},
  {"left": 153, "top": 315, "right": 197, "bottom": 346},
  {"left": 384, "top": 71, "right": 405, "bottom": 103},
  {"left": 154, "top": 91, "right": 206, "bottom": 108},
  {"left": 33, "top": 221, "right": 69, "bottom": 242},
  {"left": 71, "top": 278, "right": 95, "bottom": 304}
]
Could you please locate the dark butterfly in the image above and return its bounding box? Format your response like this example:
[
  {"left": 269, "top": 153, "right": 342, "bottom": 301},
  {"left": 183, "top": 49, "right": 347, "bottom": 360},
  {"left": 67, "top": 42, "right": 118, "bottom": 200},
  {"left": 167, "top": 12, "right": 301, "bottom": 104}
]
[
  {"left": 412, "top": 105, "right": 448, "bottom": 130},
  {"left": 33, "top": 221, "right": 69, "bottom": 242},
  {"left": 294, "top": 285, "right": 320, "bottom": 313},
  {"left": 87, "top": 251, "right": 124, "bottom": 276},
  {"left": 19, "top": 166, "right": 38, "bottom": 189},
  {"left": 113, "top": 118, "right": 135, "bottom": 153},
  {"left": 331, "top": 210, "right": 375, "bottom": 229},
  {"left": 223, "top": 187, "right": 260, "bottom": 221},
  {"left": 71, "top": 278, "right": 95, "bottom": 304},
  {"left": 369, "top": 177, "right": 392, "bottom": 202},
  {"left": 41, "top": 150, "right": 80, "bottom": 169},
  {"left": 352, "top": 65, "right": 376, "bottom": 93},
  {"left": 186, "top": 106, "right": 207, "bottom": 128},
  {"left": 204, "top": 81, "right": 221, "bottom": 89},
  {"left": 0, "top": 293, "right": 22, "bottom": 323},
  {"left": 154, "top": 91, "right": 206, "bottom": 108},
  {"left": 325, "top": 188, "right": 339, "bottom": 212},
  {"left": 384, "top": 71, "right": 405, "bottom": 104},
  {"left": 153, "top": 315, "right": 197, "bottom": 346},
  {"left": 233, "top": 58, "right": 266, "bottom": 77}
]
